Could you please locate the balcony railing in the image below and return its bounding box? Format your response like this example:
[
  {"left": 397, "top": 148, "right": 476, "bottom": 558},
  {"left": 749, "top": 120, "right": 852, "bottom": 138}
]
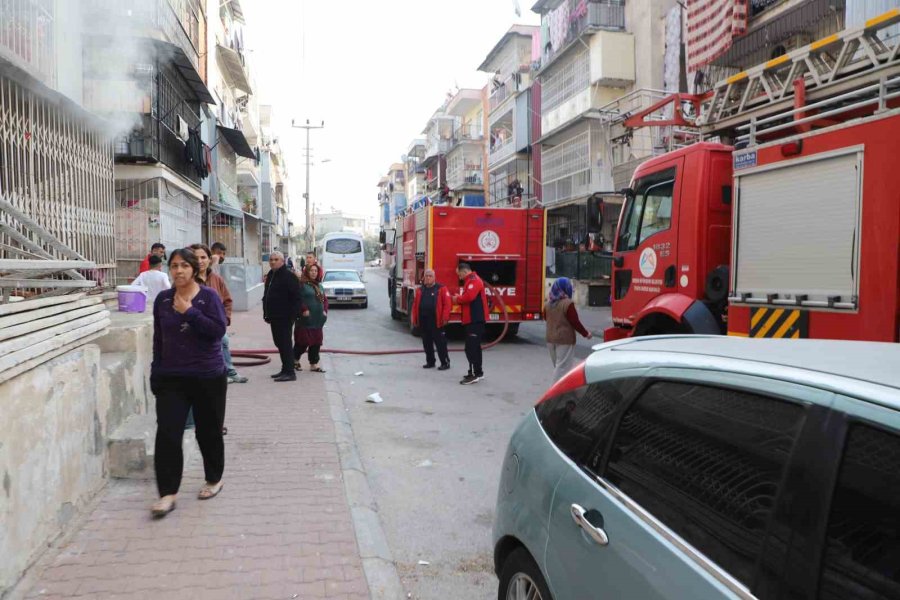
[
  {"left": 426, "top": 137, "right": 454, "bottom": 158},
  {"left": 0, "top": 0, "right": 55, "bottom": 86},
  {"left": 447, "top": 164, "right": 484, "bottom": 190},
  {"left": 540, "top": 1, "right": 625, "bottom": 71},
  {"left": 489, "top": 72, "right": 531, "bottom": 113},
  {"left": 452, "top": 123, "right": 484, "bottom": 145},
  {"left": 489, "top": 135, "right": 516, "bottom": 166}
]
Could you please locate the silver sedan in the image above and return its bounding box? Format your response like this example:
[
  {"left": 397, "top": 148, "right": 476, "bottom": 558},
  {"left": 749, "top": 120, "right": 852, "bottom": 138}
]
[{"left": 322, "top": 269, "right": 368, "bottom": 308}]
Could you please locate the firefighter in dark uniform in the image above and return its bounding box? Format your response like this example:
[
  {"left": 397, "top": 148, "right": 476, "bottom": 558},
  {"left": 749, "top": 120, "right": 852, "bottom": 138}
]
[
  {"left": 412, "top": 269, "right": 452, "bottom": 370},
  {"left": 452, "top": 262, "right": 489, "bottom": 385}
]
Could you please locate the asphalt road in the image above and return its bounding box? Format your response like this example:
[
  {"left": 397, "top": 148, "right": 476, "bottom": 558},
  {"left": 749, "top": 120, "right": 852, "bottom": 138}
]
[{"left": 322, "top": 268, "right": 564, "bottom": 599}]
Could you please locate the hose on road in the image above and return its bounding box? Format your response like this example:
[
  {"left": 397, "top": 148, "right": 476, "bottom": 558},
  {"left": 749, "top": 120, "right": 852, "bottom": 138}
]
[{"left": 231, "top": 285, "right": 512, "bottom": 367}]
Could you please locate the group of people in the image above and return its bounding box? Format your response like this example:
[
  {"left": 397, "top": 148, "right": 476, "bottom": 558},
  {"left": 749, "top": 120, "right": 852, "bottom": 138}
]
[
  {"left": 262, "top": 251, "right": 328, "bottom": 382},
  {"left": 142, "top": 236, "right": 590, "bottom": 517}
]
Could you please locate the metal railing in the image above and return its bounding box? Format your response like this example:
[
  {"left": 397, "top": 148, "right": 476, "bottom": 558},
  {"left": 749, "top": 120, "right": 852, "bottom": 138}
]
[
  {"left": 489, "top": 72, "right": 530, "bottom": 112},
  {"left": 453, "top": 123, "right": 484, "bottom": 143},
  {"left": 0, "top": 74, "right": 116, "bottom": 290},
  {"left": 553, "top": 250, "right": 613, "bottom": 281},
  {"left": 489, "top": 136, "right": 516, "bottom": 165},
  {"left": 540, "top": 0, "right": 625, "bottom": 71},
  {"left": 541, "top": 46, "right": 591, "bottom": 114},
  {"left": 0, "top": 0, "right": 55, "bottom": 86}
]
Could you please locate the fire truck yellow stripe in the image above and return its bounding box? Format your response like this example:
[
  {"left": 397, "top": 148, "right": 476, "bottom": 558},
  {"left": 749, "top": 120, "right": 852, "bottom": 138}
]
[
  {"left": 866, "top": 9, "right": 899, "bottom": 29},
  {"left": 765, "top": 55, "right": 790, "bottom": 69},
  {"left": 727, "top": 72, "right": 748, "bottom": 85},
  {"left": 755, "top": 308, "right": 784, "bottom": 338},
  {"left": 773, "top": 310, "right": 801, "bottom": 339},
  {"left": 791, "top": 329, "right": 801, "bottom": 339},
  {"left": 810, "top": 34, "right": 838, "bottom": 51},
  {"left": 728, "top": 330, "right": 749, "bottom": 337},
  {"left": 750, "top": 308, "right": 767, "bottom": 329}
]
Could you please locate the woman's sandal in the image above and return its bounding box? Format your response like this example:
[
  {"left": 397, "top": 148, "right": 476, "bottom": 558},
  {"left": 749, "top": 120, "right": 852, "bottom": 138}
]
[
  {"left": 151, "top": 495, "right": 176, "bottom": 518},
  {"left": 310, "top": 365, "right": 326, "bottom": 373},
  {"left": 294, "top": 361, "right": 303, "bottom": 371},
  {"left": 198, "top": 481, "right": 224, "bottom": 500}
]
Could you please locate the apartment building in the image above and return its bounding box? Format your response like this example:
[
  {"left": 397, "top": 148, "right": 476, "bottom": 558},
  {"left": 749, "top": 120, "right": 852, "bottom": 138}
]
[
  {"left": 479, "top": 25, "right": 540, "bottom": 207},
  {"left": 444, "top": 88, "right": 488, "bottom": 206}
]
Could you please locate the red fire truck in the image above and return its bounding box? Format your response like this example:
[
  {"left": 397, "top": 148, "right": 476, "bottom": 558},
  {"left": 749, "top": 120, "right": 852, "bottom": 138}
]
[
  {"left": 604, "top": 10, "right": 900, "bottom": 343},
  {"left": 386, "top": 204, "right": 546, "bottom": 336}
]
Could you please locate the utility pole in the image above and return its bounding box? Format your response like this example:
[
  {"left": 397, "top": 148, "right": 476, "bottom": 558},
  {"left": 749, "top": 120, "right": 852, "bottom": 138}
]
[{"left": 291, "top": 119, "right": 324, "bottom": 251}]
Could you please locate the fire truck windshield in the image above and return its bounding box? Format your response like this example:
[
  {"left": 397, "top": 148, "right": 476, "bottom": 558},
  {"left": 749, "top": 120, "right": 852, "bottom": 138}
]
[{"left": 617, "top": 168, "right": 675, "bottom": 252}]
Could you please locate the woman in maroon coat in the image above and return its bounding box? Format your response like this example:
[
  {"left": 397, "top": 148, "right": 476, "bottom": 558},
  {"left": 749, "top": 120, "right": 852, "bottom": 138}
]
[{"left": 293, "top": 264, "right": 328, "bottom": 372}]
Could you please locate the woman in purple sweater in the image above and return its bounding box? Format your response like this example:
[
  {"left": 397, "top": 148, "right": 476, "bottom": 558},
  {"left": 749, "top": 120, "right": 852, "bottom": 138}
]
[{"left": 150, "top": 248, "right": 228, "bottom": 517}]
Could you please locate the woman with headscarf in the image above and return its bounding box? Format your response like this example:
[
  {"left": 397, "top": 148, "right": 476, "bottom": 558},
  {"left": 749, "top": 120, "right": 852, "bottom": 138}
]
[
  {"left": 293, "top": 264, "right": 328, "bottom": 373},
  {"left": 544, "top": 277, "right": 592, "bottom": 382}
]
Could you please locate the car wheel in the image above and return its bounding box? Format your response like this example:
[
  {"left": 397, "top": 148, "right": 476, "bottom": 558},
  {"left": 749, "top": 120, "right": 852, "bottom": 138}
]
[
  {"left": 498, "top": 548, "right": 552, "bottom": 600},
  {"left": 361, "top": 301, "right": 368, "bottom": 309}
]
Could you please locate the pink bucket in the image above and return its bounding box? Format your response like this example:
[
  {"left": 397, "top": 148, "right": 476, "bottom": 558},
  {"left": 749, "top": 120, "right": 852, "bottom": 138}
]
[{"left": 117, "top": 285, "right": 147, "bottom": 313}]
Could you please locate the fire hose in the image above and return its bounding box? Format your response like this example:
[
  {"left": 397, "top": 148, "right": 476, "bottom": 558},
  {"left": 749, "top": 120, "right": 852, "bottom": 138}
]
[{"left": 231, "top": 284, "right": 512, "bottom": 367}]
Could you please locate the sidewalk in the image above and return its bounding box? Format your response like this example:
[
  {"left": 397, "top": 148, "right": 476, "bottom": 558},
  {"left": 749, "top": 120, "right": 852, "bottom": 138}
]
[{"left": 19, "top": 307, "right": 371, "bottom": 600}]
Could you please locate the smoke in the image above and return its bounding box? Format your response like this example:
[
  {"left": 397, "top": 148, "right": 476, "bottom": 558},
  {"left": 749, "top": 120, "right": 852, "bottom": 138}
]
[{"left": 72, "top": 0, "right": 180, "bottom": 141}]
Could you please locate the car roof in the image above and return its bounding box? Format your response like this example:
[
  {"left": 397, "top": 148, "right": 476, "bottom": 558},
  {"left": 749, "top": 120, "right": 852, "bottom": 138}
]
[{"left": 587, "top": 336, "right": 900, "bottom": 408}]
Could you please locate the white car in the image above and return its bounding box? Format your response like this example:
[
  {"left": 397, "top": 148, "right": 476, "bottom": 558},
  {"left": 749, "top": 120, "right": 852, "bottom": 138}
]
[{"left": 322, "top": 269, "right": 368, "bottom": 308}]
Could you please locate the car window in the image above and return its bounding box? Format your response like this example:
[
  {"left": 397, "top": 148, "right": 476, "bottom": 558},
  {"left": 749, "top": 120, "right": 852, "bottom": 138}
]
[
  {"left": 323, "top": 271, "right": 360, "bottom": 282},
  {"left": 605, "top": 381, "right": 806, "bottom": 590},
  {"left": 818, "top": 423, "right": 900, "bottom": 600},
  {"left": 536, "top": 379, "right": 634, "bottom": 464}
]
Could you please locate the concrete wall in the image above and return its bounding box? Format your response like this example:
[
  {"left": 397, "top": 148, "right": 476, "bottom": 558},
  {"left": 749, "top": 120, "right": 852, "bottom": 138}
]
[{"left": 0, "top": 313, "right": 153, "bottom": 596}]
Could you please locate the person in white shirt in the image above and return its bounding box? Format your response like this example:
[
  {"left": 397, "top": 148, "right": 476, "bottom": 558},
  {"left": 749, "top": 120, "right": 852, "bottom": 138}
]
[{"left": 131, "top": 254, "right": 171, "bottom": 307}]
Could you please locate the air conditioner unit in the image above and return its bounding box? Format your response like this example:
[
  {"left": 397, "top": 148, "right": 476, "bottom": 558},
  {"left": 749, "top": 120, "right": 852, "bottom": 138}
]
[{"left": 175, "top": 115, "right": 189, "bottom": 143}]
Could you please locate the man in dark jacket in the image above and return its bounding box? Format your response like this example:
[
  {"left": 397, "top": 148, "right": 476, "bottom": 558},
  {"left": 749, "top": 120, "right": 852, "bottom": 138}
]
[
  {"left": 412, "top": 269, "right": 452, "bottom": 370},
  {"left": 451, "top": 262, "right": 490, "bottom": 385},
  {"left": 263, "top": 251, "right": 302, "bottom": 381}
]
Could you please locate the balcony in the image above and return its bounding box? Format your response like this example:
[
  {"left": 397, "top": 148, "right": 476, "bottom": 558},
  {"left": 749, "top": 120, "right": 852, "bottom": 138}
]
[
  {"left": 540, "top": 125, "right": 610, "bottom": 206},
  {"left": 488, "top": 72, "right": 532, "bottom": 113},
  {"left": 447, "top": 145, "right": 484, "bottom": 191},
  {"left": 0, "top": 0, "right": 55, "bottom": 86},
  {"left": 423, "top": 115, "right": 457, "bottom": 160},
  {"left": 82, "top": 0, "right": 204, "bottom": 70},
  {"left": 452, "top": 123, "right": 484, "bottom": 146},
  {"left": 538, "top": 1, "right": 625, "bottom": 72},
  {"left": 217, "top": 40, "right": 252, "bottom": 94}
]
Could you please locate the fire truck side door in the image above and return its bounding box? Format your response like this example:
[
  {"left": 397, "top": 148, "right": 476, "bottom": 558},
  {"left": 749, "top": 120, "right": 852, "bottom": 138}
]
[{"left": 612, "top": 160, "right": 682, "bottom": 329}]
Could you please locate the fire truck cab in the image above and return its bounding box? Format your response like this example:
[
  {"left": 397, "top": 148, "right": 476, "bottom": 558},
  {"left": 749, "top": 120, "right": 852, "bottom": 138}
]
[{"left": 605, "top": 9, "right": 900, "bottom": 344}]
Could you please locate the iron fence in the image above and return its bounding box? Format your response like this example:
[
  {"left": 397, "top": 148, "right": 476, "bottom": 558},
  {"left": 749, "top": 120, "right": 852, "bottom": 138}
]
[
  {"left": 0, "top": 74, "right": 116, "bottom": 290},
  {"left": 0, "top": 0, "right": 55, "bottom": 86}
]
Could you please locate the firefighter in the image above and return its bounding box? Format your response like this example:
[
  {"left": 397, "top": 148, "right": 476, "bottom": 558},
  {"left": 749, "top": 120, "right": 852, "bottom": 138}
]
[
  {"left": 412, "top": 269, "right": 451, "bottom": 370},
  {"left": 451, "top": 262, "right": 489, "bottom": 385}
]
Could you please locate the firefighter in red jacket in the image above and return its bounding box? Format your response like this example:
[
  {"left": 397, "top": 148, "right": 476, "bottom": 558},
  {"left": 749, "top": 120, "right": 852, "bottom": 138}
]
[
  {"left": 451, "top": 262, "right": 489, "bottom": 385},
  {"left": 412, "top": 269, "right": 452, "bottom": 370}
]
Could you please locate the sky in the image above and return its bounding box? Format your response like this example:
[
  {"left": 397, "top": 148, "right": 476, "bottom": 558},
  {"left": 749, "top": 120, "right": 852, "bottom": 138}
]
[{"left": 241, "top": 0, "right": 540, "bottom": 227}]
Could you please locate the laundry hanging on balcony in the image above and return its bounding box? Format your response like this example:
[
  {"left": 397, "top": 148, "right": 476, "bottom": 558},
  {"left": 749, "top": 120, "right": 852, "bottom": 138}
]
[
  {"left": 685, "top": 0, "right": 748, "bottom": 73},
  {"left": 183, "top": 127, "right": 209, "bottom": 179}
]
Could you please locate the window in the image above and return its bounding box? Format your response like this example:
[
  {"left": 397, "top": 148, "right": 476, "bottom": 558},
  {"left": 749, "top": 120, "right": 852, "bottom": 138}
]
[
  {"left": 325, "top": 239, "right": 362, "bottom": 254},
  {"left": 819, "top": 424, "right": 900, "bottom": 600},
  {"left": 605, "top": 382, "right": 805, "bottom": 588},
  {"left": 617, "top": 168, "right": 675, "bottom": 252},
  {"left": 323, "top": 271, "right": 361, "bottom": 283},
  {"left": 536, "top": 380, "right": 632, "bottom": 464}
]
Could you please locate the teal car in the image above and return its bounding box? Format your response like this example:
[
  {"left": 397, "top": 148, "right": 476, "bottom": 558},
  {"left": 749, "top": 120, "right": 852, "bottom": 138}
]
[{"left": 493, "top": 336, "right": 900, "bottom": 600}]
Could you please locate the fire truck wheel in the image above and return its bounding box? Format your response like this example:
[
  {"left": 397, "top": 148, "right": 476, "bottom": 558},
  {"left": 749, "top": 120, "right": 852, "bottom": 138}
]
[
  {"left": 634, "top": 314, "right": 686, "bottom": 337},
  {"left": 390, "top": 290, "right": 401, "bottom": 320}
]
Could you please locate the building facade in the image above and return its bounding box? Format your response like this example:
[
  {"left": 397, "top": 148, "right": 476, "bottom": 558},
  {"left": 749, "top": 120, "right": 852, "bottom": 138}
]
[
  {"left": 479, "top": 25, "right": 541, "bottom": 208},
  {"left": 444, "top": 88, "right": 488, "bottom": 206}
]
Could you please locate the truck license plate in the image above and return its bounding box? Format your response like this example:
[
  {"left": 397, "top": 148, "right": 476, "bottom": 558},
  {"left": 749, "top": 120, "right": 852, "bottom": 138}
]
[{"left": 489, "top": 313, "right": 500, "bottom": 321}]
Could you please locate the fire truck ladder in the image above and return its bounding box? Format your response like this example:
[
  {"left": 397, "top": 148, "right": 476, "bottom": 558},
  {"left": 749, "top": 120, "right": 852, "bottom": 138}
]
[{"left": 699, "top": 9, "right": 900, "bottom": 137}]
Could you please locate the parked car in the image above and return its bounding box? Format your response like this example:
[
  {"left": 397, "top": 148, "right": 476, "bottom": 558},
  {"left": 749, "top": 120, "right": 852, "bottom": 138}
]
[
  {"left": 494, "top": 336, "right": 900, "bottom": 600},
  {"left": 321, "top": 269, "right": 367, "bottom": 308}
]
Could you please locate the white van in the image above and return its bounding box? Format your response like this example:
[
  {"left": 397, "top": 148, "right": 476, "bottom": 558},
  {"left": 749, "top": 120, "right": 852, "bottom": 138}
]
[{"left": 319, "top": 232, "right": 365, "bottom": 278}]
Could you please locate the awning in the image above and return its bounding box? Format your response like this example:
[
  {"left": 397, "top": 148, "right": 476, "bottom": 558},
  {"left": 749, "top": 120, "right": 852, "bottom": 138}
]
[
  {"left": 216, "top": 44, "right": 253, "bottom": 94},
  {"left": 217, "top": 125, "right": 257, "bottom": 159},
  {"left": 153, "top": 40, "right": 215, "bottom": 105},
  {"left": 209, "top": 200, "right": 243, "bottom": 219}
]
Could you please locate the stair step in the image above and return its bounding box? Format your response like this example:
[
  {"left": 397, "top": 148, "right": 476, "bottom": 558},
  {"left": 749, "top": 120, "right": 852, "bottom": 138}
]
[{"left": 108, "top": 414, "right": 199, "bottom": 480}]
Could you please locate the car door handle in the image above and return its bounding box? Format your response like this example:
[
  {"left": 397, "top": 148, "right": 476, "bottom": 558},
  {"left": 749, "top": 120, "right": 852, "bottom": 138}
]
[{"left": 571, "top": 504, "right": 610, "bottom": 546}]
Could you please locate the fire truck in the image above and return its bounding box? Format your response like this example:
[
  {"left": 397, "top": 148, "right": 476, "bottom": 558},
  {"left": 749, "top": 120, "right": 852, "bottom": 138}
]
[
  {"left": 386, "top": 204, "right": 546, "bottom": 336},
  {"left": 604, "top": 9, "right": 900, "bottom": 343}
]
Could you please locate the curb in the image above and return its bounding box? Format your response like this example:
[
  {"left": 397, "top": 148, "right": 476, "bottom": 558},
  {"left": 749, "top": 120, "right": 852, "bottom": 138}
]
[{"left": 324, "top": 362, "right": 405, "bottom": 600}]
